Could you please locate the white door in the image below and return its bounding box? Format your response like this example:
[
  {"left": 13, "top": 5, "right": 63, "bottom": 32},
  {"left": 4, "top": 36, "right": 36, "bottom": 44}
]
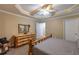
[
  {"left": 36, "top": 22, "right": 46, "bottom": 39},
  {"left": 65, "top": 19, "right": 79, "bottom": 42}
]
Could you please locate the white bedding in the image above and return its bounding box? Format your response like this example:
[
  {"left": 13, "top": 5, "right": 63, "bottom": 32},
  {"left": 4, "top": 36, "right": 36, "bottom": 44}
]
[{"left": 33, "top": 38, "right": 79, "bottom": 55}]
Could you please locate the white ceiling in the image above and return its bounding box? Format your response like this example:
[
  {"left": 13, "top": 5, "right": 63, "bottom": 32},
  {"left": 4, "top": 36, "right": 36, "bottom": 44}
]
[
  {"left": 0, "top": 4, "right": 79, "bottom": 21},
  {"left": 20, "top": 4, "right": 74, "bottom": 12},
  {"left": 20, "top": 4, "right": 41, "bottom": 12}
]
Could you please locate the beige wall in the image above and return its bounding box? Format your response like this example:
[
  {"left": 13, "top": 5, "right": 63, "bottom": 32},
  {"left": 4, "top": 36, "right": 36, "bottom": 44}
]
[
  {"left": 46, "top": 19, "right": 64, "bottom": 39},
  {"left": 0, "top": 14, "right": 5, "bottom": 37},
  {"left": 0, "top": 12, "right": 64, "bottom": 39},
  {"left": 0, "top": 13, "right": 36, "bottom": 39},
  {"left": 46, "top": 15, "right": 79, "bottom": 39}
]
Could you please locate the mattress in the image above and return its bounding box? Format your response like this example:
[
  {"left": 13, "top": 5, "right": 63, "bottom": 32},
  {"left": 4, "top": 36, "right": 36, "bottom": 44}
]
[{"left": 33, "top": 38, "right": 79, "bottom": 55}]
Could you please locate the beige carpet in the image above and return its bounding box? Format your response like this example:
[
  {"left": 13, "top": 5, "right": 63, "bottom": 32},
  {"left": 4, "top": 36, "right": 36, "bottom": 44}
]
[
  {"left": 5, "top": 39, "right": 79, "bottom": 55},
  {"left": 33, "top": 38, "right": 79, "bottom": 55},
  {"left": 6, "top": 45, "right": 29, "bottom": 55}
]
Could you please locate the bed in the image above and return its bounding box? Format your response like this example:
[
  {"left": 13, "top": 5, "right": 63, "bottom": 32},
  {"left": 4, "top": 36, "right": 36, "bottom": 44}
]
[{"left": 28, "top": 34, "right": 79, "bottom": 55}]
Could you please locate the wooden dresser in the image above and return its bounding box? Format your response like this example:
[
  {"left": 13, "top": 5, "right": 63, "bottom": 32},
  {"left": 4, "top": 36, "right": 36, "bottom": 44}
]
[{"left": 10, "top": 33, "right": 36, "bottom": 48}]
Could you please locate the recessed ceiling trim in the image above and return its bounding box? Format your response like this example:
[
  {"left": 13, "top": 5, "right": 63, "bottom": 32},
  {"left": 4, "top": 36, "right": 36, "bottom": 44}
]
[
  {"left": 0, "top": 4, "right": 79, "bottom": 22},
  {"left": 16, "top": 4, "right": 78, "bottom": 20},
  {"left": 15, "top": 4, "right": 30, "bottom": 16},
  {"left": 67, "top": 4, "right": 78, "bottom": 10},
  {"left": 45, "top": 11, "right": 79, "bottom": 21},
  {"left": 53, "top": 4, "right": 78, "bottom": 16},
  {"left": 0, "top": 9, "right": 37, "bottom": 21},
  {"left": 15, "top": 4, "right": 39, "bottom": 20}
]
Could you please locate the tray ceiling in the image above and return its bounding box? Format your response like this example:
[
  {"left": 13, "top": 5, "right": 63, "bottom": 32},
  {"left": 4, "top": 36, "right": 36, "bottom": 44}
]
[{"left": 0, "top": 4, "right": 79, "bottom": 21}]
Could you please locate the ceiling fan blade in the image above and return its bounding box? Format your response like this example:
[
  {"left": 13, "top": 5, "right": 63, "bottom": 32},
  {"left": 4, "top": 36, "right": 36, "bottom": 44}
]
[
  {"left": 41, "top": 4, "right": 49, "bottom": 9},
  {"left": 46, "top": 4, "right": 53, "bottom": 10},
  {"left": 30, "top": 8, "right": 39, "bottom": 15},
  {"left": 30, "top": 4, "right": 50, "bottom": 15}
]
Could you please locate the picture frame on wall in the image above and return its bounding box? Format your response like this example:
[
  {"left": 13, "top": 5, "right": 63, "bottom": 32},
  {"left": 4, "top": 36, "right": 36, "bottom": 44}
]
[{"left": 18, "top": 24, "right": 30, "bottom": 34}]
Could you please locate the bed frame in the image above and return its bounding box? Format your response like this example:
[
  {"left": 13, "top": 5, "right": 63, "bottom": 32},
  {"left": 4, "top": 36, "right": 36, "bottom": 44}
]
[{"left": 28, "top": 34, "right": 52, "bottom": 55}]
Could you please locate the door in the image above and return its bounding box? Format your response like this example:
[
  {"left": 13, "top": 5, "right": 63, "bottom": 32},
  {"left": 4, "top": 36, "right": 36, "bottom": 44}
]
[
  {"left": 36, "top": 22, "right": 46, "bottom": 39},
  {"left": 65, "top": 19, "right": 79, "bottom": 42}
]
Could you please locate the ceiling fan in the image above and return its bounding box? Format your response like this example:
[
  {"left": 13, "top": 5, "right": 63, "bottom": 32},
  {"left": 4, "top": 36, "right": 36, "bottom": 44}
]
[{"left": 30, "top": 4, "right": 55, "bottom": 16}]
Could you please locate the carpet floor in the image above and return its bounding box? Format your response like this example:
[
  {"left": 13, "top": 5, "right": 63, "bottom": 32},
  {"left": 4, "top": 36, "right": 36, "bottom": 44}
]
[
  {"left": 5, "top": 45, "right": 29, "bottom": 55},
  {"left": 5, "top": 39, "right": 79, "bottom": 55}
]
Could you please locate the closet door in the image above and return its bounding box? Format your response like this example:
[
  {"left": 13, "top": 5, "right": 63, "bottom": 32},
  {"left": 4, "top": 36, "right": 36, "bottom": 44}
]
[{"left": 65, "top": 19, "right": 79, "bottom": 42}]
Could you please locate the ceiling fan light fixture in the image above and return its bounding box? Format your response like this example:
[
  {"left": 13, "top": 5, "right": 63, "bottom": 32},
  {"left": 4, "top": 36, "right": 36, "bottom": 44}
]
[
  {"left": 32, "top": 4, "right": 55, "bottom": 19},
  {"left": 39, "top": 9, "right": 50, "bottom": 15}
]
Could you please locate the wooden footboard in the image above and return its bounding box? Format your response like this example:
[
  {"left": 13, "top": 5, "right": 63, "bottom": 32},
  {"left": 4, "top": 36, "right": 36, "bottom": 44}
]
[
  {"left": 28, "top": 34, "right": 52, "bottom": 55},
  {"left": 9, "top": 34, "right": 35, "bottom": 48}
]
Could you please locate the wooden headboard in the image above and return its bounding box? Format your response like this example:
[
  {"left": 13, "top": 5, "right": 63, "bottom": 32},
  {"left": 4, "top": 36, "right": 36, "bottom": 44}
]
[{"left": 28, "top": 34, "right": 52, "bottom": 55}]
